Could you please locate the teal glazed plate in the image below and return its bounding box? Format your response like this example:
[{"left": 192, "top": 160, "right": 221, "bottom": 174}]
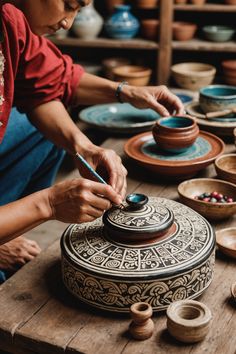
[
  {"left": 124, "top": 130, "right": 224, "bottom": 180},
  {"left": 79, "top": 103, "right": 160, "bottom": 134}
]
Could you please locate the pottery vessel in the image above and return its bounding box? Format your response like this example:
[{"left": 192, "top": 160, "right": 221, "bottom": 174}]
[
  {"left": 199, "top": 85, "right": 236, "bottom": 113},
  {"left": 202, "top": 26, "right": 235, "bottom": 42},
  {"left": 102, "top": 57, "right": 131, "bottom": 80},
  {"left": 178, "top": 178, "right": 236, "bottom": 220},
  {"left": 72, "top": 1, "right": 103, "bottom": 39},
  {"left": 190, "top": 0, "right": 206, "bottom": 4},
  {"left": 105, "top": 5, "right": 140, "bottom": 39},
  {"left": 171, "top": 62, "right": 216, "bottom": 91},
  {"left": 172, "top": 22, "right": 197, "bottom": 41},
  {"left": 61, "top": 195, "right": 215, "bottom": 313},
  {"left": 129, "top": 302, "right": 154, "bottom": 340},
  {"left": 175, "top": 0, "right": 187, "bottom": 4},
  {"left": 167, "top": 300, "right": 212, "bottom": 343},
  {"left": 152, "top": 116, "right": 199, "bottom": 153},
  {"left": 134, "top": 0, "right": 158, "bottom": 9},
  {"left": 141, "top": 19, "right": 159, "bottom": 41},
  {"left": 216, "top": 228, "right": 236, "bottom": 259},
  {"left": 105, "top": 0, "right": 124, "bottom": 14},
  {"left": 214, "top": 154, "right": 236, "bottom": 184},
  {"left": 112, "top": 65, "right": 152, "bottom": 86}
]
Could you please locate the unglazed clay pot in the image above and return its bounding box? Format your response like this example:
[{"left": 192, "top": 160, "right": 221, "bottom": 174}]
[
  {"left": 152, "top": 116, "right": 199, "bottom": 153},
  {"left": 105, "top": 0, "right": 124, "bottom": 14},
  {"left": 134, "top": 0, "right": 158, "bottom": 9},
  {"left": 141, "top": 19, "right": 159, "bottom": 41},
  {"left": 129, "top": 302, "right": 154, "bottom": 340},
  {"left": 61, "top": 194, "right": 215, "bottom": 313},
  {"left": 189, "top": 0, "right": 206, "bottom": 5},
  {"left": 225, "top": 0, "right": 236, "bottom": 4},
  {"left": 173, "top": 22, "right": 197, "bottom": 41}
]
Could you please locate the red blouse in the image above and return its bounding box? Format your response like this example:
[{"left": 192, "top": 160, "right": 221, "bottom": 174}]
[{"left": 0, "top": 4, "right": 85, "bottom": 143}]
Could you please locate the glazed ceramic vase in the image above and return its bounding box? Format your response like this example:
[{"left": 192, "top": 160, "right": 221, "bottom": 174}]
[
  {"left": 72, "top": 1, "right": 103, "bottom": 39},
  {"left": 105, "top": 5, "right": 140, "bottom": 39}
]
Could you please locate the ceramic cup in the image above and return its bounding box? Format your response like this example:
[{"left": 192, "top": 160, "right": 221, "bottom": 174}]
[
  {"left": 199, "top": 85, "right": 236, "bottom": 113},
  {"left": 152, "top": 116, "right": 199, "bottom": 153}
]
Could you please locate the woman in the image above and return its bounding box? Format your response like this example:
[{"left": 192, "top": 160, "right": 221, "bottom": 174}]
[{"left": 0, "top": 0, "right": 184, "bottom": 278}]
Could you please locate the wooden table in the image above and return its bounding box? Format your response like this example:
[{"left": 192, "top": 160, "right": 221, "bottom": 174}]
[{"left": 0, "top": 136, "right": 235, "bottom": 354}]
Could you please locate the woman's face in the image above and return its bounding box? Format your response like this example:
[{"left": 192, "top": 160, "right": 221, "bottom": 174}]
[{"left": 20, "top": 0, "right": 91, "bottom": 35}]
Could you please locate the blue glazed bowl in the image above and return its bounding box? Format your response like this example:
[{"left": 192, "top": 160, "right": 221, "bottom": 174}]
[
  {"left": 199, "top": 85, "right": 236, "bottom": 113},
  {"left": 202, "top": 26, "right": 235, "bottom": 42},
  {"left": 152, "top": 116, "right": 199, "bottom": 153}
]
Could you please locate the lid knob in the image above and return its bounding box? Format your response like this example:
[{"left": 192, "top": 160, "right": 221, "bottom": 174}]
[{"left": 126, "top": 193, "right": 149, "bottom": 210}]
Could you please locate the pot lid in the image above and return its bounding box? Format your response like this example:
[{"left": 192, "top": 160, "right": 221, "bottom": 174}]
[{"left": 103, "top": 193, "right": 174, "bottom": 241}]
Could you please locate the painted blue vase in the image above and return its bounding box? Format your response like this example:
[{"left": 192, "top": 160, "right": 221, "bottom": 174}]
[{"left": 105, "top": 5, "right": 140, "bottom": 39}]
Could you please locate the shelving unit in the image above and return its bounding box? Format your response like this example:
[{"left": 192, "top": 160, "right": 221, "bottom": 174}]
[{"left": 49, "top": 1, "right": 236, "bottom": 86}]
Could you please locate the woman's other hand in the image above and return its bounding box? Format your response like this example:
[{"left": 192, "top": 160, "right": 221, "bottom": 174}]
[{"left": 121, "top": 84, "right": 185, "bottom": 117}]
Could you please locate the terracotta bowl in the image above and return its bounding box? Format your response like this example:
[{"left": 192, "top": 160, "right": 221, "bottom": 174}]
[
  {"left": 134, "top": 0, "right": 158, "bottom": 9},
  {"left": 199, "top": 85, "right": 236, "bottom": 113},
  {"left": 216, "top": 228, "right": 236, "bottom": 259},
  {"left": 141, "top": 19, "right": 159, "bottom": 41},
  {"left": 178, "top": 178, "right": 236, "bottom": 220},
  {"left": 112, "top": 65, "right": 152, "bottom": 86},
  {"left": 214, "top": 154, "right": 236, "bottom": 184},
  {"left": 102, "top": 57, "right": 131, "bottom": 80},
  {"left": 202, "top": 25, "right": 235, "bottom": 42},
  {"left": 152, "top": 115, "right": 199, "bottom": 153},
  {"left": 167, "top": 300, "right": 212, "bottom": 343},
  {"left": 172, "top": 22, "right": 197, "bottom": 41},
  {"left": 171, "top": 62, "right": 216, "bottom": 91}
]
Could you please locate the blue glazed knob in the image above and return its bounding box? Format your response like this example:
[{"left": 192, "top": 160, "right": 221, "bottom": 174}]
[{"left": 126, "top": 193, "right": 149, "bottom": 210}]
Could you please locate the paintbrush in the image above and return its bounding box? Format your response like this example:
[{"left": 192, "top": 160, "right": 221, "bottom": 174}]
[{"left": 75, "top": 152, "right": 125, "bottom": 209}]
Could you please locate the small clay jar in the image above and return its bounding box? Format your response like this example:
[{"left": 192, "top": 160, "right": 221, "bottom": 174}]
[
  {"left": 152, "top": 116, "right": 199, "bottom": 153},
  {"left": 172, "top": 22, "right": 197, "bottom": 41},
  {"left": 129, "top": 302, "right": 154, "bottom": 340},
  {"left": 141, "top": 19, "right": 159, "bottom": 41}
]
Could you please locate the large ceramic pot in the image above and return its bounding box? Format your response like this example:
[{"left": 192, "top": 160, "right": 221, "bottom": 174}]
[
  {"left": 105, "top": 5, "right": 140, "bottom": 39},
  {"left": 72, "top": 1, "right": 103, "bottom": 39},
  {"left": 61, "top": 194, "right": 215, "bottom": 313}
]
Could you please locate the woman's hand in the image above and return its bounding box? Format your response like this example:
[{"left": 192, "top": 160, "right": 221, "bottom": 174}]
[
  {"left": 121, "top": 84, "right": 185, "bottom": 117},
  {"left": 48, "top": 178, "right": 123, "bottom": 224},
  {"left": 75, "top": 145, "right": 127, "bottom": 200}
]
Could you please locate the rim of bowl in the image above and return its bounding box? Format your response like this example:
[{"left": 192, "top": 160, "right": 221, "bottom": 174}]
[
  {"left": 112, "top": 65, "right": 152, "bottom": 77},
  {"left": 202, "top": 25, "right": 235, "bottom": 33},
  {"left": 199, "top": 85, "right": 236, "bottom": 99},
  {"left": 215, "top": 153, "right": 236, "bottom": 173},
  {"left": 216, "top": 227, "right": 236, "bottom": 249},
  {"left": 177, "top": 178, "right": 236, "bottom": 206},
  {"left": 155, "top": 116, "right": 196, "bottom": 130},
  {"left": 171, "top": 62, "right": 216, "bottom": 76}
]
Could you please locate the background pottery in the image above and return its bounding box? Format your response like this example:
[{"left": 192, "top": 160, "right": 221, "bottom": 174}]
[
  {"left": 72, "top": 2, "right": 103, "bottom": 39},
  {"left": 79, "top": 103, "right": 160, "bottom": 134},
  {"left": 141, "top": 19, "right": 159, "bottom": 41},
  {"left": 178, "top": 178, "right": 236, "bottom": 220},
  {"left": 222, "top": 60, "right": 236, "bottom": 86},
  {"left": 216, "top": 228, "right": 236, "bottom": 259},
  {"left": 189, "top": 0, "right": 206, "bottom": 4},
  {"left": 199, "top": 85, "right": 236, "bottom": 113},
  {"left": 172, "top": 22, "right": 197, "bottom": 41},
  {"left": 105, "top": 0, "right": 124, "bottom": 14},
  {"left": 202, "top": 26, "right": 235, "bottom": 42},
  {"left": 152, "top": 116, "right": 199, "bottom": 153},
  {"left": 175, "top": 0, "right": 187, "bottom": 3},
  {"left": 134, "top": 0, "right": 158, "bottom": 9},
  {"left": 112, "top": 65, "right": 152, "bottom": 86},
  {"left": 102, "top": 57, "right": 131, "bottom": 80},
  {"left": 171, "top": 62, "right": 216, "bottom": 91},
  {"left": 124, "top": 131, "right": 224, "bottom": 180},
  {"left": 129, "top": 302, "right": 154, "bottom": 340},
  {"left": 61, "top": 197, "right": 215, "bottom": 313},
  {"left": 167, "top": 300, "right": 212, "bottom": 343},
  {"left": 105, "top": 5, "right": 140, "bottom": 39},
  {"left": 214, "top": 154, "right": 236, "bottom": 184}
]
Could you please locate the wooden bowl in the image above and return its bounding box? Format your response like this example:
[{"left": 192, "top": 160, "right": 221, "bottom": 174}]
[
  {"left": 171, "top": 62, "right": 216, "bottom": 91},
  {"left": 112, "top": 65, "right": 152, "bottom": 86},
  {"left": 216, "top": 227, "right": 236, "bottom": 259},
  {"left": 134, "top": 0, "right": 158, "bottom": 9},
  {"left": 167, "top": 300, "right": 212, "bottom": 343},
  {"left": 172, "top": 22, "right": 197, "bottom": 41},
  {"left": 215, "top": 154, "right": 236, "bottom": 184},
  {"left": 178, "top": 178, "right": 236, "bottom": 220}
]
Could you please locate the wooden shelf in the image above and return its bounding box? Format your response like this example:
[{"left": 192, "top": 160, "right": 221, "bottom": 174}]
[
  {"left": 172, "top": 38, "right": 236, "bottom": 52},
  {"left": 174, "top": 4, "right": 236, "bottom": 12},
  {"left": 50, "top": 37, "right": 158, "bottom": 50}
]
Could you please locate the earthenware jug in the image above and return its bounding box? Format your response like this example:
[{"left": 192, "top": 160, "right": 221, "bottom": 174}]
[
  {"left": 105, "top": 5, "right": 140, "bottom": 39},
  {"left": 72, "top": 1, "right": 103, "bottom": 39}
]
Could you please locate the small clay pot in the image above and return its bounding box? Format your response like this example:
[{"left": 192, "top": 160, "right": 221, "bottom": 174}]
[
  {"left": 152, "top": 116, "right": 199, "bottom": 153},
  {"left": 129, "top": 302, "right": 154, "bottom": 340},
  {"left": 189, "top": 0, "right": 206, "bottom": 5},
  {"left": 167, "top": 300, "right": 212, "bottom": 343},
  {"left": 173, "top": 22, "right": 197, "bottom": 41},
  {"left": 141, "top": 19, "right": 159, "bottom": 41},
  {"left": 102, "top": 57, "right": 131, "bottom": 80},
  {"left": 134, "top": 0, "right": 158, "bottom": 9},
  {"left": 112, "top": 65, "right": 152, "bottom": 86}
]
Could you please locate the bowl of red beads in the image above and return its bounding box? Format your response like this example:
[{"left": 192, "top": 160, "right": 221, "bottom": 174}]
[{"left": 178, "top": 178, "right": 236, "bottom": 220}]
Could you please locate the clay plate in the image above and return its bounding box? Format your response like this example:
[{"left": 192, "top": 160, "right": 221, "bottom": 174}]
[
  {"left": 124, "top": 130, "right": 224, "bottom": 179},
  {"left": 186, "top": 101, "right": 236, "bottom": 137},
  {"left": 216, "top": 227, "right": 236, "bottom": 258},
  {"left": 79, "top": 103, "right": 160, "bottom": 134}
]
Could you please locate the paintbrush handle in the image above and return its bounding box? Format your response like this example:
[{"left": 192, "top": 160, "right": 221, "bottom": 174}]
[
  {"left": 75, "top": 153, "right": 107, "bottom": 184},
  {"left": 205, "top": 108, "right": 234, "bottom": 119}
]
